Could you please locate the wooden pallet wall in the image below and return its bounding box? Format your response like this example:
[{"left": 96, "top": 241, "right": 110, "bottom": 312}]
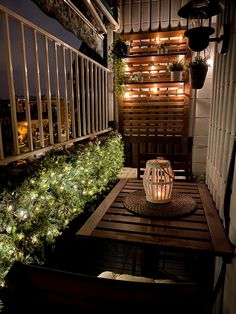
[{"left": 119, "top": 30, "right": 191, "bottom": 166}]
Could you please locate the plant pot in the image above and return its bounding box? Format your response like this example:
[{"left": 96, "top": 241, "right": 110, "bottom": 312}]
[
  {"left": 170, "top": 71, "right": 183, "bottom": 81},
  {"left": 189, "top": 64, "right": 208, "bottom": 89}
]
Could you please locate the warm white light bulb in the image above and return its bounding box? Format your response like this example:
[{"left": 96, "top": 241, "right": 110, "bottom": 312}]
[{"left": 124, "top": 91, "right": 130, "bottom": 98}]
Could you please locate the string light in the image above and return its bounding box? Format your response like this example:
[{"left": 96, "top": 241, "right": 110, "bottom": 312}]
[{"left": 0, "top": 132, "right": 124, "bottom": 286}]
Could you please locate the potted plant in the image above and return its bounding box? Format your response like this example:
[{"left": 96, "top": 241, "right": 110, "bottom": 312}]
[
  {"left": 109, "top": 37, "right": 130, "bottom": 97},
  {"left": 129, "top": 71, "right": 144, "bottom": 83},
  {"left": 168, "top": 60, "right": 185, "bottom": 81},
  {"left": 188, "top": 55, "right": 209, "bottom": 89},
  {"left": 157, "top": 43, "right": 168, "bottom": 54}
]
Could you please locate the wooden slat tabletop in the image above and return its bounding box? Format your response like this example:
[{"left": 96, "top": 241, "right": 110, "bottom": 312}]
[{"left": 77, "top": 179, "right": 234, "bottom": 259}]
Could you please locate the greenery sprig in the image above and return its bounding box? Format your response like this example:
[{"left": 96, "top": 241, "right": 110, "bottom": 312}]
[
  {"left": 188, "top": 55, "right": 209, "bottom": 68},
  {"left": 167, "top": 60, "right": 186, "bottom": 71},
  {"left": 109, "top": 37, "right": 130, "bottom": 97},
  {"left": 0, "top": 132, "right": 124, "bottom": 286}
]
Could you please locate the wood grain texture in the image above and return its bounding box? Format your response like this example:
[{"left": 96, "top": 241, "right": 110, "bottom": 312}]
[{"left": 77, "top": 179, "right": 234, "bottom": 259}]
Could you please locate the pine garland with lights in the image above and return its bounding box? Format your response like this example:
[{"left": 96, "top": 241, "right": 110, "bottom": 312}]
[{"left": 0, "top": 132, "right": 124, "bottom": 286}]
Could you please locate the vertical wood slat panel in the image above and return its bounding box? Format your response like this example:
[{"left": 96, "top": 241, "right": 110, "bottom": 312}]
[
  {"left": 3, "top": 13, "right": 19, "bottom": 155},
  {"left": 213, "top": 49, "right": 223, "bottom": 170},
  {"left": 20, "top": 22, "right": 33, "bottom": 151},
  {"left": 94, "top": 65, "right": 99, "bottom": 131},
  {"left": 0, "top": 122, "right": 4, "bottom": 159},
  {"left": 150, "top": 0, "right": 160, "bottom": 31},
  {"left": 69, "top": 50, "right": 76, "bottom": 139},
  {"left": 80, "top": 57, "right": 86, "bottom": 135},
  {"left": 75, "top": 55, "right": 81, "bottom": 137},
  {"left": 34, "top": 29, "right": 44, "bottom": 148},
  {"left": 53, "top": 42, "right": 62, "bottom": 143},
  {"left": 123, "top": 0, "right": 132, "bottom": 34},
  {"left": 131, "top": 0, "right": 141, "bottom": 33},
  {"left": 44, "top": 36, "right": 54, "bottom": 145},
  {"left": 62, "top": 46, "right": 69, "bottom": 141},
  {"left": 90, "top": 62, "right": 95, "bottom": 132},
  {"left": 217, "top": 54, "right": 227, "bottom": 175},
  {"left": 207, "top": 1, "right": 236, "bottom": 198},
  {"left": 141, "top": 1, "right": 150, "bottom": 32},
  {"left": 120, "top": 0, "right": 187, "bottom": 34},
  {"left": 86, "top": 59, "right": 91, "bottom": 134}
]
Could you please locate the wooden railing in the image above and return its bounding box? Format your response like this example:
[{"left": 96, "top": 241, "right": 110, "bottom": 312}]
[{"left": 0, "top": 4, "right": 110, "bottom": 165}]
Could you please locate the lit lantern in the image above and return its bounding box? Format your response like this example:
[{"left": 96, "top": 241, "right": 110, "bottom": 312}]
[{"left": 143, "top": 158, "right": 174, "bottom": 204}]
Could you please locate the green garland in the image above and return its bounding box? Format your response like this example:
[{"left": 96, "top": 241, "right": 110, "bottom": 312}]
[{"left": 0, "top": 132, "right": 124, "bottom": 286}]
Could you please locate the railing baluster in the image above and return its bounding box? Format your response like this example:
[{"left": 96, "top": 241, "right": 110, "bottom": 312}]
[
  {"left": 34, "top": 29, "right": 44, "bottom": 148},
  {"left": 80, "top": 57, "right": 86, "bottom": 135},
  {"left": 3, "top": 13, "right": 19, "bottom": 155},
  {"left": 44, "top": 36, "right": 54, "bottom": 145},
  {"left": 53, "top": 42, "right": 62, "bottom": 143},
  {"left": 94, "top": 65, "right": 99, "bottom": 131},
  {"left": 20, "top": 22, "right": 33, "bottom": 151},
  {"left": 34, "top": 30, "right": 44, "bottom": 147},
  {"left": 69, "top": 50, "right": 76, "bottom": 138},
  {"left": 86, "top": 59, "right": 91, "bottom": 134},
  {"left": 0, "top": 4, "right": 110, "bottom": 165},
  {"left": 101, "top": 69, "right": 105, "bottom": 129},
  {"left": 62, "top": 46, "right": 69, "bottom": 141},
  {"left": 90, "top": 62, "right": 95, "bottom": 132},
  {"left": 75, "top": 55, "right": 81, "bottom": 137},
  {"left": 98, "top": 68, "right": 102, "bottom": 130},
  {"left": 105, "top": 71, "right": 108, "bottom": 129}
]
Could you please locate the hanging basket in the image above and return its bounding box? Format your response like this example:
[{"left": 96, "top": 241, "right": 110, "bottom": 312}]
[{"left": 189, "top": 64, "right": 208, "bottom": 89}]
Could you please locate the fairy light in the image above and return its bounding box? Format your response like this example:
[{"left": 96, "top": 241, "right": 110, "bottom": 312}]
[
  {"left": 7, "top": 205, "right": 13, "bottom": 212},
  {"left": 31, "top": 236, "right": 38, "bottom": 243},
  {"left": 0, "top": 133, "right": 124, "bottom": 287},
  {"left": 152, "top": 86, "right": 158, "bottom": 93},
  {"left": 178, "top": 55, "right": 185, "bottom": 61},
  {"left": 124, "top": 91, "right": 130, "bottom": 98},
  {"left": 18, "top": 210, "right": 27, "bottom": 220}
]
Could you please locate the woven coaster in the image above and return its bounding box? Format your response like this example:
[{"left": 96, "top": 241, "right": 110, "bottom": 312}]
[{"left": 123, "top": 190, "right": 197, "bottom": 218}]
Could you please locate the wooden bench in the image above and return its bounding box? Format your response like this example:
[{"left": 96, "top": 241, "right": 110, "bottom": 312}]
[{"left": 5, "top": 261, "right": 208, "bottom": 313}]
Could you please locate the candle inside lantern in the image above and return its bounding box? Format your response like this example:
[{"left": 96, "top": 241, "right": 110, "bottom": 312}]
[{"left": 143, "top": 158, "right": 174, "bottom": 204}]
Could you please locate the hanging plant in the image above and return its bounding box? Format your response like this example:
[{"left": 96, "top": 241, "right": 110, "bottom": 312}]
[
  {"left": 109, "top": 37, "right": 130, "bottom": 97},
  {"left": 188, "top": 55, "right": 209, "bottom": 89}
]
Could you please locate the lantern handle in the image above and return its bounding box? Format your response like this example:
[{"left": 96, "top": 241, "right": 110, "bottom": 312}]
[{"left": 156, "top": 157, "right": 175, "bottom": 180}]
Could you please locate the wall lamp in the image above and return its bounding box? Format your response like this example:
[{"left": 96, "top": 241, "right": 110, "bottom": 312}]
[{"left": 178, "top": 0, "right": 230, "bottom": 54}]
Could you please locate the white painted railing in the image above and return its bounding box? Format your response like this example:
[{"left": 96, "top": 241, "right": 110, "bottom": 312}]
[{"left": 0, "top": 4, "right": 110, "bottom": 165}]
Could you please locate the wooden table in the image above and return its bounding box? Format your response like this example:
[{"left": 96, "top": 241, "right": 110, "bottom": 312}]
[{"left": 77, "top": 179, "right": 234, "bottom": 306}]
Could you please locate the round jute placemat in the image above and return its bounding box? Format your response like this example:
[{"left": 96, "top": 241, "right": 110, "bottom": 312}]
[{"left": 123, "top": 190, "right": 197, "bottom": 218}]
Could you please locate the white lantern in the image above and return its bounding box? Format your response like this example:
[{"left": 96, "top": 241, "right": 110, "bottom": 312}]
[{"left": 143, "top": 158, "right": 174, "bottom": 204}]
